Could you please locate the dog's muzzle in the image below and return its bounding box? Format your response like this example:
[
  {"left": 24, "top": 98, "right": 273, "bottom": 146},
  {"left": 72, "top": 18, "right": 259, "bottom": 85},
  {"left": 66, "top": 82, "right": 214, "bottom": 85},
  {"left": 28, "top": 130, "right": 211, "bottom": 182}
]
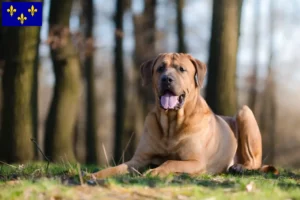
[{"left": 159, "top": 75, "right": 185, "bottom": 110}]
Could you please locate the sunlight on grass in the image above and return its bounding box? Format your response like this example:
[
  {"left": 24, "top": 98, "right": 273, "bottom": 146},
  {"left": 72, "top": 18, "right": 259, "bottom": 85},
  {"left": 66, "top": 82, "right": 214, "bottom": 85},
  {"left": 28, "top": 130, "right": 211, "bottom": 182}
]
[{"left": 0, "top": 163, "right": 299, "bottom": 200}]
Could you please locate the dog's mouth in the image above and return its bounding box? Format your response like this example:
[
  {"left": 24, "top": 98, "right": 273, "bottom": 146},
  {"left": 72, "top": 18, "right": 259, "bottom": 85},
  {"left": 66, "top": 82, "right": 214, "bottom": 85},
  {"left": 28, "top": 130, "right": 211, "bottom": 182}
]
[{"left": 159, "top": 90, "right": 186, "bottom": 110}]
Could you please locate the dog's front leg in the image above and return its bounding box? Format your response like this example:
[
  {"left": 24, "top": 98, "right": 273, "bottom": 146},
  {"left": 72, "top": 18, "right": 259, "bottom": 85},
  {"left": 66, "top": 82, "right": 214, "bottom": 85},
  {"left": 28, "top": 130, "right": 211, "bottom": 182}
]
[
  {"left": 91, "top": 162, "right": 129, "bottom": 179},
  {"left": 146, "top": 160, "right": 205, "bottom": 177},
  {"left": 92, "top": 158, "right": 149, "bottom": 179},
  {"left": 92, "top": 130, "right": 154, "bottom": 179}
]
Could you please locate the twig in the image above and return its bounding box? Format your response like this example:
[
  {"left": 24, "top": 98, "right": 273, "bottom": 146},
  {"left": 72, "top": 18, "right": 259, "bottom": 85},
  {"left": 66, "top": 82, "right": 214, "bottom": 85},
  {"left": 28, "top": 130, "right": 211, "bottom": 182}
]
[
  {"left": 0, "top": 161, "right": 17, "bottom": 168},
  {"left": 60, "top": 157, "right": 67, "bottom": 171},
  {"left": 111, "top": 157, "right": 116, "bottom": 167},
  {"left": 65, "top": 154, "right": 74, "bottom": 169},
  {"left": 77, "top": 163, "right": 84, "bottom": 185},
  {"left": 131, "top": 167, "right": 142, "bottom": 176},
  {"left": 118, "top": 132, "right": 135, "bottom": 164},
  {"left": 102, "top": 143, "right": 110, "bottom": 167},
  {"left": 31, "top": 138, "right": 50, "bottom": 173},
  {"left": 263, "top": 153, "right": 270, "bottom": 163}
]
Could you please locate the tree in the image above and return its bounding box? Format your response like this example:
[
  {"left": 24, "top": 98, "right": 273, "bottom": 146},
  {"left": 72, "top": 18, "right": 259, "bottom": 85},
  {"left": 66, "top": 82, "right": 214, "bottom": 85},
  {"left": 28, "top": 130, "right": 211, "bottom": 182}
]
[
  {"left": 120, "top": 0, "right": 157, "bottom": 161},
  {"left": 113, "top": 0, "right": 125, "bottom": 162},
  {"left": 259, "top": 0, "right": 276, "bottom": 164},
  {"left": 133, "top": 0, "right": 156, "bottom": 71},
  {"left": 44, "top": 0, "right": 81, "bottom": 162},
  {"left": 248, "top": 0, "right": 260, "bottom": 112},
  {"left": 205, "top": 0, "right": 243, "bottom": 116},
  {"left": 176, "top": 0, "right": 187, "bottom": 53},
  {"left": 0, "top": 0, "right": 40, "bottom": 162},
  {"left": 81, "top": 0, "right": 98, "bottom": 164}
]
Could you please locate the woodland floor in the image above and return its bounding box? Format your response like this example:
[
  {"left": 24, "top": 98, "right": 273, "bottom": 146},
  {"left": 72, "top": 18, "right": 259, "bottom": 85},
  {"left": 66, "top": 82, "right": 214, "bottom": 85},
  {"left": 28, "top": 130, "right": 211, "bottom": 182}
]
[{"left": 0, "top": 162, "right": 299, "bottom": 200}]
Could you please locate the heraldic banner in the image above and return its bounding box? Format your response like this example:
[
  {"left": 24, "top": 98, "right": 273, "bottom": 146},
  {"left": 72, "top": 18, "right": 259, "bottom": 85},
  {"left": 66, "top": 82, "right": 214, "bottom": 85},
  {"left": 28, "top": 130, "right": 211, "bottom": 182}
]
[{"left": 2, "top": 2, "right": 42, "bottom": 26}]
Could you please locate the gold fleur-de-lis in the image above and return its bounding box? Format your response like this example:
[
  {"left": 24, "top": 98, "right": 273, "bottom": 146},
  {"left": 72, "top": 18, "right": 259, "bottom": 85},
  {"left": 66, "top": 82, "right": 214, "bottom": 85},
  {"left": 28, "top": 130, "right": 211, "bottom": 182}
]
[
  {"left": 28, "top": 5, "right": 38, "bottom": 16},
  {"left": 7, "top": 5, "right": 16, "bottom": 16},
  {"left": 17, "top": 13, "right": 27, "bottom": 24}
]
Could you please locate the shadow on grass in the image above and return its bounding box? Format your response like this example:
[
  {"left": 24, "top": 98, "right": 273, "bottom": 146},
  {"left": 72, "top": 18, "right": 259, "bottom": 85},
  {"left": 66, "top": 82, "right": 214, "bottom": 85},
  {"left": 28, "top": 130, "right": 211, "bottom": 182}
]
[
  {"left": 1, "top": 163, "right": 300, "bottom": 191},
  {"left": 111, "top": 173, "right": 236, "bottom": 189},
  {"left": 278, "top": 182, "right": 300, "bottom": 190}
]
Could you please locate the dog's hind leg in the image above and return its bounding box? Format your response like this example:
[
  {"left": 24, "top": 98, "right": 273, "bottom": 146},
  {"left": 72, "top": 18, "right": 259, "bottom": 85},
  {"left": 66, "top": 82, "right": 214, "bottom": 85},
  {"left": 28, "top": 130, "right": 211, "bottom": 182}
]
[{"left": 234, "top": 105, "right": 262, "bottom": 170}]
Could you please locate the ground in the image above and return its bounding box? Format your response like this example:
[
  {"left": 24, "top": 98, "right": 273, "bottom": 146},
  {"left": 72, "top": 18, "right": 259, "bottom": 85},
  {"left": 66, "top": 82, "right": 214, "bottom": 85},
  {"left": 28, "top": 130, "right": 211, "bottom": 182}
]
[{"left": 0, "top": 163, "right": 299, "bottom": 200}]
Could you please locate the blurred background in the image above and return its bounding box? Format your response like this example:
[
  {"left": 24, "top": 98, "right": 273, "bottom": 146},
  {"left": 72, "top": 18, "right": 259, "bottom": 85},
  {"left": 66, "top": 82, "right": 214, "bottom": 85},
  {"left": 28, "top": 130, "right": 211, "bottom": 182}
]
[{"left": 0, "top": 0, "right": 299, "bottom": 168}]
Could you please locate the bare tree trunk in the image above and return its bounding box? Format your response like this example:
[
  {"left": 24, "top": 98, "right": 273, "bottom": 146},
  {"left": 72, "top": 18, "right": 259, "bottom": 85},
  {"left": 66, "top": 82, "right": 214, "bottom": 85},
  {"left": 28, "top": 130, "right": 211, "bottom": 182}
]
[
  {"left": 113, "top": 0, "right": 125, "bottom": 163},
  {"left": 248, "top": 0, "right": 260, "bottom": 112},
  {"left": 259, "top": 0, "right": 276, "bottom": 164},
  {"left": 127, "top": 0, "right": 157, "bottom": 160},
  {"left": 45, "top": 0, "right": 81, "bottom": 162},
  {"left": 32, "top": 37, "right": 40, "bottom": 160},
  {"left": 260, "top": 71, "right": 276, "bottom": 164},
  {"left": 0, "top": 0, "right": 40, "bottom": 163},
  {"left": 0, "top": 2, "right": 3, "bottom": 139},
  {"left": 268, "top": 31, "right": 276, "bottom": 166},
  {"left": 176, "top": 0, "right": 187, "bottom": 53},
  {"left": 81, "top": 0, "right": 98, "bottom": 164},
  {"left": 133, "top": 0, "right": 156, "bottom": 66},
  {"left": 205, "top": 0, "right": 243, "bottom": 116},
  {"left": 133, "top": 0, "right": 156, "bottom": 112}
]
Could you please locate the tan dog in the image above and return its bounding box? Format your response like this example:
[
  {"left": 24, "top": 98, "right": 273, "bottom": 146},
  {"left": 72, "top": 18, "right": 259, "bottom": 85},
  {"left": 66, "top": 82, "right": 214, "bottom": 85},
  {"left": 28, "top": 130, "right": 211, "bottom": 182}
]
[{"left": 93, "top": 53, "right": 265, "bottom": 178}]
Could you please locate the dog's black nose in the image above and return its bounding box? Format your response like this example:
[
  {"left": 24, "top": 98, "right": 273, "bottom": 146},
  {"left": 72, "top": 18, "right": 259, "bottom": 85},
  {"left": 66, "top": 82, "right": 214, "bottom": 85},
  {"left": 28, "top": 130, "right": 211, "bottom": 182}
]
[{"left": 161, "top": 75, "right": 174, "bottom": 83}]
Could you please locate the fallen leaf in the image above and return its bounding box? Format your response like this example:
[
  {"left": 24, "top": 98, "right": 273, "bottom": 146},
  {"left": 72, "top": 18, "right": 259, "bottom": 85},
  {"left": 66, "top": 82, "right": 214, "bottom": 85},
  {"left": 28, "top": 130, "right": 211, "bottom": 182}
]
[{"left": 246, "top": 181, "right": 255, "bottom": 192}]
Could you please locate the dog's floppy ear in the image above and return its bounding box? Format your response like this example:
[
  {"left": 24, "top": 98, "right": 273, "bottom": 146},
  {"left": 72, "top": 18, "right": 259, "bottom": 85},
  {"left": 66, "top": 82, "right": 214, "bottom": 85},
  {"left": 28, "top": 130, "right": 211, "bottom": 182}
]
[
  {"left": 140, "top": 55, "right": 161, "bottom": 86},
  {"left": 189, "top": 55, "right": 207, "bottom": 87},
  {"left": 140, "top": 59, "right": 153, "bottom": 86}
]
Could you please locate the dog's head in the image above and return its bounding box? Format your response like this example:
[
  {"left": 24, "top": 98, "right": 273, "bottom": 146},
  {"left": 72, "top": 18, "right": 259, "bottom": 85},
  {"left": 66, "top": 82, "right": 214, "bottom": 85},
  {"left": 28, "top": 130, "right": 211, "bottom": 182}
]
[{"left": 140, "top": 53, "right": 206, "bottom": 110}]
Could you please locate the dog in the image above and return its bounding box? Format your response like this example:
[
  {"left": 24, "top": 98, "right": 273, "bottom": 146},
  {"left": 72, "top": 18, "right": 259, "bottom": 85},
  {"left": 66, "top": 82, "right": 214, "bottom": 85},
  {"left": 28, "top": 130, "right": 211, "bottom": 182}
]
[{"left": 92, "top": 53, "right": 275, "bottom": 178}]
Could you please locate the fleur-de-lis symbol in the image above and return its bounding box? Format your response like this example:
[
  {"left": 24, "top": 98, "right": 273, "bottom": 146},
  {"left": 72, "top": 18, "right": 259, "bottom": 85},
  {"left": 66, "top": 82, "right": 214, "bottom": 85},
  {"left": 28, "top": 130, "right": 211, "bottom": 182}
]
[
  {"left": 17, "top": 13, "right": 27, "bottom": 24},
  {"left": 28, "top": 5, "right": 38, "bottom": 16},
  {"left": 7, "top": 5, "right": 16, "bottom": 16}
]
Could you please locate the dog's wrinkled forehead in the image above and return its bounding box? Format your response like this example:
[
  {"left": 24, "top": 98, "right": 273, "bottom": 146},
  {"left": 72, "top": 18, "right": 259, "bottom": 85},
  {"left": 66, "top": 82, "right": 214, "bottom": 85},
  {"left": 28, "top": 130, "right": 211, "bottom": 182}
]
[
  {"left": 140, "top": 53, "right": 207, "bottom": 87},
  {"left": 154, "top": 53, "right": 196, "bottom": 71}
]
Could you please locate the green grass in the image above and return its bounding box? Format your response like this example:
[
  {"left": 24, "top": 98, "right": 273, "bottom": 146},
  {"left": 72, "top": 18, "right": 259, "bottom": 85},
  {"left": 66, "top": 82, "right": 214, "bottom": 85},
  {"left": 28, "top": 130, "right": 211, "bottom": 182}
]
[{"left": 0, "top": 162, "right": 299, "bottom": 200}]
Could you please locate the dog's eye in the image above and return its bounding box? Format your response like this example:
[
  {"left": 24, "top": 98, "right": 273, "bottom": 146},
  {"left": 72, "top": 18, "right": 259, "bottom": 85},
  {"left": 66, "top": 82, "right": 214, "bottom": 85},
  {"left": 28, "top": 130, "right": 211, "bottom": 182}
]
[
  {"left": 179, "top": 66, "right": 186, "bottom": 72},
  {"left": 157, "top": 66, "right": 165, "bottom": 73}
]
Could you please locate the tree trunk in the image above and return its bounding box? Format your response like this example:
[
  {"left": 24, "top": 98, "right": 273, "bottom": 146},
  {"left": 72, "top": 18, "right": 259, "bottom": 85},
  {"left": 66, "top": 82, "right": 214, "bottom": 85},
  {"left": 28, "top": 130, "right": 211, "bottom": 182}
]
[
  {"left": 259, "top": 0, "right": 276, "bottom": 164},
  {"left": 45, "top": 0, "right": 81, "bottom": 162},
  {"left": 124, "top": 0, "right": 157, "bottom": 161},
  {"left": 113, "top": 0, "right": 125, "bottom": 162},
  {"left": 260, "top": 70, "right": 276, "bottom": 164},
  {"left": 248, "top": 0, "right": 260, "bottom": 112},
  {"left": 133, "top": 0, "right": 156, "bottom": 113},
  {"left": 133, "top": 0, "right": 156, "bottom": 67},
  {"left": 176, "top": 0, "right": 187, "bottom": 53},
  {"left": 205, "top": 0, "right": 243, "bottom": 116},
  {"left": 0, "top": 0, "right": 40, "bottom": 163},
  {"left": 267, "top": 0, "right": 276, "bottom": 165},
  {"left": 81, "top": 0, "right": 98, "bottom": 164}
]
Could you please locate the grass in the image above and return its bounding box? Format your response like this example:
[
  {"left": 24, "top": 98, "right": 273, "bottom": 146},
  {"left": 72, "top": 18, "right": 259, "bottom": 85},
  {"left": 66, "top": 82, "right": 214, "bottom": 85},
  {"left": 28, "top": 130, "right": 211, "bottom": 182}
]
[{"left": 0, "top": 162, "right": 299, "bottom": 200}]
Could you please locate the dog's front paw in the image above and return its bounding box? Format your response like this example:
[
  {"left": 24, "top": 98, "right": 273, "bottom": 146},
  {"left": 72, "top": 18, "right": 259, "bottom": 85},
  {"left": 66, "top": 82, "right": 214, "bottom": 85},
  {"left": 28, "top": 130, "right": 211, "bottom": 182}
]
[
  {"left": 228, "top": 164, "right": 245, "bottom": 174},
  {"left": 144, "top": 167, "right": 169, "bottom": 177},
  {"left": 91, "top": 168, "right": 114, "bottom": 179}
]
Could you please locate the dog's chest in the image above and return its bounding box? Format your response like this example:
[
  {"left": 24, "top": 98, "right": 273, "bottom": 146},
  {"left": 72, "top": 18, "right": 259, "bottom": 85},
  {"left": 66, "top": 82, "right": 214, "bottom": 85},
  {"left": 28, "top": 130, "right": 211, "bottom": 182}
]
[
  {"left": 159, "top": 111, "right": 183, "bottom": 138},
  {"left": 155, "top": 128, "right": 187, "bottom": 161},
  {"left": 161, "top": 136, "right": 180, "bottom": 151},
  {"left": 156, "top": 111, "right": 188, "bottom": 158},
  {"left": 152, "top": 138, "right": 181, "bottom": 163}
]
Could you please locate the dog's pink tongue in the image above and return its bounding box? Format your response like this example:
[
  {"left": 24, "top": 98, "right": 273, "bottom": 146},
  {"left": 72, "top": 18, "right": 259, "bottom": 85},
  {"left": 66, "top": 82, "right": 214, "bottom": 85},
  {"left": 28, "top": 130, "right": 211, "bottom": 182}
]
[{"left": 160, "top": 93, "right": 179, "bottom": 109}]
